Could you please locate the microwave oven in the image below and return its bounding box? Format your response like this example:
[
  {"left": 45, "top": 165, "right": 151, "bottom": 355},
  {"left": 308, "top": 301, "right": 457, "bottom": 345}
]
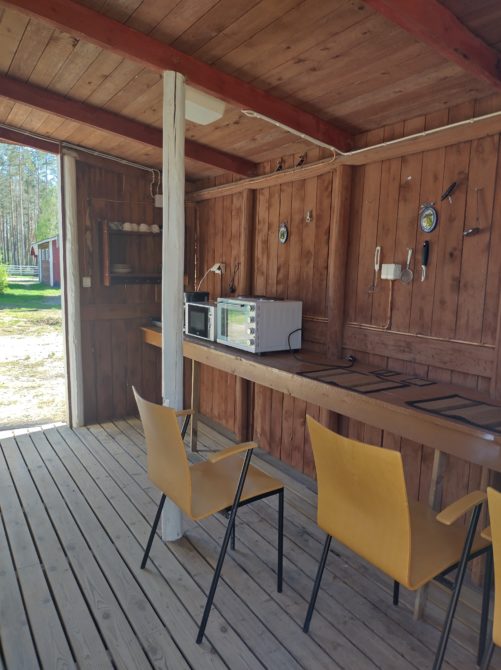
[
  {"left": 185, "top": 301, "right": 216, "bottom": 341},
  {"left": 216, "top": 297, "right": 302, "bottom": 353}
]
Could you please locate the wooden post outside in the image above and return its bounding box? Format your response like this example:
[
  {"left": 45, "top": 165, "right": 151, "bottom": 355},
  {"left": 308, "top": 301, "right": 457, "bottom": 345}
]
[{"left": 161, "top": 70, "right": 186, "bottom": 540}]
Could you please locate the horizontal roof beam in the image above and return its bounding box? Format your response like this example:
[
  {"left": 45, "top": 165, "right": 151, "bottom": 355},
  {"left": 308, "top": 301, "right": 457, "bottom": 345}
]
[
  {"left": 1, "top": 0, "right": 353, "bottom": 152},
  {"left": 0, "top": 125, "right": 60, "bottom": 153},
  {"left": 364, "top": 0, "right": 501, "bottom": 90},
  {"left": 0, "top": 75, "right": 256, "bottom": 175}
]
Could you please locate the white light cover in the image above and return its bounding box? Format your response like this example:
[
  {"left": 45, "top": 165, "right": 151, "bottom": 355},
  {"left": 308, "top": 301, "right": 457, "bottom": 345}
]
[{"left": 185, "top": 85, "right": 225, "bottom": 125}]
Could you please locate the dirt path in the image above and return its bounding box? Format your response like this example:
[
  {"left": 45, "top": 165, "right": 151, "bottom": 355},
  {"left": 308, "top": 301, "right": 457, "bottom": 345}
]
[{"left": 0, "top": 287, "right": 66, "bottom": 430}]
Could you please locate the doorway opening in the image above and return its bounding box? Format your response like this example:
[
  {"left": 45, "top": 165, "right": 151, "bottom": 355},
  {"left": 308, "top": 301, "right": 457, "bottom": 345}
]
[{"left": 0, "top": 142, "right": 66, "bottom": 432}]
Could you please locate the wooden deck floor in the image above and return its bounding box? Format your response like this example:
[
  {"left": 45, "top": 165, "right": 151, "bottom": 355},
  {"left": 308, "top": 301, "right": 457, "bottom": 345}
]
[{"left": 0, "top": 419, "right": 498, "bottom": 669}]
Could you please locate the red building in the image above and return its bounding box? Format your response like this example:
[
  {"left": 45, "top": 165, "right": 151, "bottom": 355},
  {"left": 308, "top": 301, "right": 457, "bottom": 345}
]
[{"left": 31, "top": 235, "right": 60, "bottom": 287}]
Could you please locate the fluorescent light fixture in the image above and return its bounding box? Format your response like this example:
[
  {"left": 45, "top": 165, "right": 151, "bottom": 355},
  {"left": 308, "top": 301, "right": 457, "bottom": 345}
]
[
  {"left": 185, "top": 85, "right": 225, "bottom": 125},
  {"left": 241, "top": 109, "right": 338, "bottom": 153}
]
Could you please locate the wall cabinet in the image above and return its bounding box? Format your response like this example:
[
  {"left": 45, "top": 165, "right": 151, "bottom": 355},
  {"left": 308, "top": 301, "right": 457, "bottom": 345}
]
[{"left": 101, "top": 221, "right": 162, "bottom": 286}]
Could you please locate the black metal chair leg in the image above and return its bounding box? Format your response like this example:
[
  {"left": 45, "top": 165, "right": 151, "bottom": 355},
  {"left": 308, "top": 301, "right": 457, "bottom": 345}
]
[
  {"left": 480, "top": 640, "right": 495, "bottom": 670},
  {"left": 303, "top": 534, "right": 332, "bottom": 633},
  {"left": 196, "top": 449, "right": 253, "bottom": 644},
  {"left": 393, "top": 581, "right": 400, "bottom": 606},
  {"left": 478, "top": 547, "right": 493, "bottom": 665},
  {"left": 277, "top": 488, "right": 284, "bottom": 593},
  {"left": 230, "top": 518, "right": 236, "bottom": 551},
  {"left": 432, "top": 504, "right": 483, "bottom": 670},
  {"left": 141, "top": 493, "right": 166, "bottom": 569}
]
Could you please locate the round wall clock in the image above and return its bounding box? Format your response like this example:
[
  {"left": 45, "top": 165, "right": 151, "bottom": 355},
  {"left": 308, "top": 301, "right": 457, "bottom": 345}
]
[
  {"left": 419, "top": 205, "right": 438, "bottom": 233},
  {"left": 278, "top": 221, "right": 289, "bottom": 244}
]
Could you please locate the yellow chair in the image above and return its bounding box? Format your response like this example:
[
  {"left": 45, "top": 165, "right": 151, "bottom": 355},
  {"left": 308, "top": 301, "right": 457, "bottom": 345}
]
[
  {"left": 303, "top": 416, "right": 490, "bottom": 670},
  {"left": 133, "top": 388, "right": 284, "bottom": 644},
  {"left": 479, "top": 487, "right": 501, "bottom": 669}
]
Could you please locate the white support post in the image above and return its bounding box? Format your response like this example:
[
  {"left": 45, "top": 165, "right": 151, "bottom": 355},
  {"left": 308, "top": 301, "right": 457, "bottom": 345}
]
[
  {"left": 161, "top": 70, "right": 186, "bottom": 541},
  {"left": 62, "top": 151, "right": 84, "bottom": 427}
]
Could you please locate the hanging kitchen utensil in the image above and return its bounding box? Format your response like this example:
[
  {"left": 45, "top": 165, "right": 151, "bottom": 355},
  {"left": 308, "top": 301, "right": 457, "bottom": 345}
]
[
  {"left": 421, "top": 241, "right": 430, "bottom": 282},
  {"left": 400, "top": 248, "right": 413, "bottom": 284},
  {"left": 440, "top": 181, "right": 458, "bottom": 203},
  {"left": 368, "top": 246, "right": 381, "bottom": 293}
]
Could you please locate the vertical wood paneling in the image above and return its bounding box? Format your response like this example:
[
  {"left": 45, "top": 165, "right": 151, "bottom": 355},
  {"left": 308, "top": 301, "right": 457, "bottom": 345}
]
[
  {"left": 344, "top": 106, "right": 501, "bottom": 508},
  {"left": 76, "top": 155, "right": 161, "bottom": 423},
  {"left": 409, "top": 109, "right": 448, "bottom": 335},
  {"left": 354, "top": 128, "right": 384, "bottom": 325},
  {"left": 391, "top": 116, "right": 424, "bottom": 333},
  {"left": 194, "top": 107, "right": 501, "bottom": 493},
  {"left": 455, "top": 134, "right": 499, "bottom": 342}
]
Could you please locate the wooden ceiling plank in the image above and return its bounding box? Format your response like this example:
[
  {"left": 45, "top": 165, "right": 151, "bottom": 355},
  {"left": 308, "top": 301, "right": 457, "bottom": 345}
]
[
  {"left": 0, "top": 0, "right": 353, "bottom": 151},
  {"left": 0, "top": 73, "right": 256, "bottom": 174},
  {"left": 5, "top": 100, "right": 31, "bottom": 127},
  {"left": 113, "top": 76, "right": 163, "bottom": 120},
  {"left": 301, "top": 42, "right": 442, "bottom": 120},
  {"left": 152, "top": 0, "right": 222, "bottom": 48},
  {"left": 7, "top": 18, "right": 53, "bottom": 80},
  {"left": 0, "top": 125, "right": 60, "bottom": 152},
  {"left": 47, "top": 41, "right": 103, "bottom": 95},
  {"left": 364, "top": 0, "right": 501, "bottom": 90},
  {"left": 261, "top": 16, "right": 403, "bottom": 100},
  {"left": 102, "top": 69, "right": 161, "bottom": 116},
  {"left": 346, "top": 73, "right": 490, "bottom": 132},
  {"left": 66, "top": 49, "right": 124, "bottom": 102},
  {"left": 85, "top": 60, "right": 144, "bottom": 108},
  {"left": 193, "top": 0, "right": 303, "bottom": 64},
  {"left": 216, "top": 0, "right": 368, "bottom": 82},
  {"left": 0, "top": 8, "right": 28, "bottom": 71},
  {"left": 98, "top": 0, "right": 143, "bottom": 23},
  {"left": 169, "top": 0, "right": 261, "bottom": 55},
  {"left": 28, "top": 31, "right": 80, "bottom": 88},
  {"left": 126, "top": 0, "right": 182, "bottom": 36}
]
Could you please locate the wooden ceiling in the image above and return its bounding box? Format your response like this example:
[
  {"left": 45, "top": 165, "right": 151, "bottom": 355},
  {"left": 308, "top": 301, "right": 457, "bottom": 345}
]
[{"left": 0, "top": 0, "right": 500, "bottom": 180}]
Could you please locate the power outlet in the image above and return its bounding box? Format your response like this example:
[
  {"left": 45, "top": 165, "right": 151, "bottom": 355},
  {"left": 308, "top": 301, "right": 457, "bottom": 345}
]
[{"left": 212, "top": 263, "right": 225, "bottom": 275}]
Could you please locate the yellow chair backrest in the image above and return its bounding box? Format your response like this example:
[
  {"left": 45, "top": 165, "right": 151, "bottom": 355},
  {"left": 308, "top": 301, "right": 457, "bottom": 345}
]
[
  {"left": 487, "top": 487, "right": 501, "bottom": 646},
  {"left": 134, "top": 389, "right": 192, "bottom": 515},
  {"left": 307, "top": 416, "right": 412, "bottom": 585}
]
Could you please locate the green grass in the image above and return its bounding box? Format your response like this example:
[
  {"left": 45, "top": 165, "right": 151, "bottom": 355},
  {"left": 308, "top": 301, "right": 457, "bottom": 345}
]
[
  {"left": 0, "top": 281, "right": 61, "bottom": 310},
  {"left": 0, "top": 281, "right": 62, "bottom": 336}
]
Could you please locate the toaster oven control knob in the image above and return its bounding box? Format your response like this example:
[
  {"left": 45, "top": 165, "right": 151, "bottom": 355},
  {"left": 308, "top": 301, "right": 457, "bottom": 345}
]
[
  {"left": 247, "top": 328, "right": 255, "bottom": 335},
  {"left": 248, "top": 339, "right": 255, "bottom": 346},
  {"left": 249, "top": 316, "right": 255, "bottom": 324},
  {"left": 249, "top": 306, "right": 256, "bottom": 312}
]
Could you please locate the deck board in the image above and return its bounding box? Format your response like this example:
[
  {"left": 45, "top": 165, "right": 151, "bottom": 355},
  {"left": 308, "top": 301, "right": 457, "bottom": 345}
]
[{"left": 0, "top": 419, "right": 498, "bottom": 669}]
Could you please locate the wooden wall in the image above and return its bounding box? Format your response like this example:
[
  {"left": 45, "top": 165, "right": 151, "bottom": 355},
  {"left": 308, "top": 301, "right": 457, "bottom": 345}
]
[
  {"left": 191, "top": 95, "right": 501, "bottom": 507},
  {"left": 194, "top": 150, "right": 335, "bottom": 475},
  {"left": 75, "top": 153, "right": 162, "bottom": 424},
  {"left": 343, "top": 96, "right": 501, "bottom": 507}
]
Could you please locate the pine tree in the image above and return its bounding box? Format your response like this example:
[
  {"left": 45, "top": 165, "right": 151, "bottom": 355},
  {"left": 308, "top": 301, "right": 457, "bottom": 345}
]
[{"left": 0, "top": 143, "right": 59, "bottom": 265}]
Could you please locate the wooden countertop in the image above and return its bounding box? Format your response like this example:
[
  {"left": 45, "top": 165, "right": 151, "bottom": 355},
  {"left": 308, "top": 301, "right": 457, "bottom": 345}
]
[{"left": 142, "top": 327, "right": 501, "bottom": 471}]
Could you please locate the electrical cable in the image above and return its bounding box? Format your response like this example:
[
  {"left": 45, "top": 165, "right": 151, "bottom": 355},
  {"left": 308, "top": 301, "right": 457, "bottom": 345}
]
[{"left": 287, "top": 328, "right": 356, "bottom": 369}]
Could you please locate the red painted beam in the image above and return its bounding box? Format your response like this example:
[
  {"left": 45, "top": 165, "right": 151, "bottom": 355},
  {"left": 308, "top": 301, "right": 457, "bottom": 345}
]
[
  {"left": 0, "top": 125, "right": 60, "bottom": 153},
  {"left": 0, "top": 0, "right": 353, "bottom": 152},
  {"left": 364, "top": 0, "right": 501, "bottom": 90},
  {"left": 0, "top": 75, "right": 256, "bottom": 175}
]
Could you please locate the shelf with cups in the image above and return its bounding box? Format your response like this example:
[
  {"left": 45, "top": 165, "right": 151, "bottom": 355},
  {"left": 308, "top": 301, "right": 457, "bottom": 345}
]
[{"left": 101, "top": 220, "right": 162, "bottom": 286}]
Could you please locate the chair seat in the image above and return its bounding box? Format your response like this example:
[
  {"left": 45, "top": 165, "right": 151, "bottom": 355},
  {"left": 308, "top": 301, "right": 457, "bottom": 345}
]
[
  {"left": 407, "top": 500, "right": 490, "bottom": 590},
  {"left": 190, "top": 455, "right": 283, "bottom": 521}
]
